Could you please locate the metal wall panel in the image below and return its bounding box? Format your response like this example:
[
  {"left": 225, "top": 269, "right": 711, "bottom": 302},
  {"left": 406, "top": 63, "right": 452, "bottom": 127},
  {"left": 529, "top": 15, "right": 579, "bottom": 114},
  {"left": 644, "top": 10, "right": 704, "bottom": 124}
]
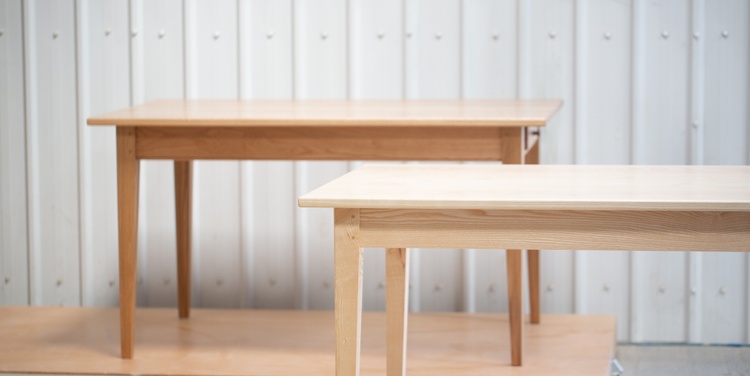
[
  {"left": 185, "top": 0, "right": 243, "bottom": 309},
  {"left": 575, "top": 0, "right": 634, "bottom": 340},
  {"left": 528, "top": 0, "right": 576, "bottom": 314},
  {"left": 25, "top": 0, "right": 81, "bottom": 306},
  {"left": 462, "top": 0, "right": 518, "bottom": 314},
  {"left": 629, "top": 0, "right": 691, "bottom": 342},
  {"left": 0, "top": 0, "right": 29, "bottom": 306},
  {"left": 407, "top": 0, "right": 463, "bottom": 312},
  {"left": 294, "top": 0, "right": 350, "bottom": 310},
  {"left": 349, "top": 0, "right": 405, "bottom": 311},
  {"left": 240, "top": 0, "right": 297, "bottom": 309},
  {"left": 699, "top": 0, "right": 750, "bottom": 344},
  {"left": 137, "top": 0, "right": 184, "bottom": 308},
  {"left": 79, "top": 0, "right": 131, "bottom": 307}
]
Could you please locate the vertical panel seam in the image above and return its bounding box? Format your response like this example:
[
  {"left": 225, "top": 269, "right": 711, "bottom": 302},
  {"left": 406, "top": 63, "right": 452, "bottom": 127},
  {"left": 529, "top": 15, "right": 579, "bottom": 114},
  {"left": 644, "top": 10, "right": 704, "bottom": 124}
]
[
  {"left": 572, "top": 0, "right": 585, "bottom": 314},
  {"left": 570, "top": 0, "right": 581, "bottom": 313},
  {"left": 23, "top": 0, "right": 42, "bottom": 306},
  {"left": 74, "top": 0, "right": 85, "bottom": 307},
  {"left": 627, "top": 0, "right": 643, "bottom": 341},
  {"left": 236, "top": 0, "right": 246, "bottom": 309},
  {"left": 690, "top": 0, "right": 705, "bottom": 166},
  {"left": 181, "top": 0, "right": 187, "bottom": 99},
  {"left": 21, "top": 0, "right": 31, "bottom": 306},
  {"left": 747, "top": 2, "right": 750, "bottom": 340},
  {"left": 515, "top": 0, "right": 519, "bottom": 99},
  {"left": 345, "top": 0, "right": 350, "bottom": 100},
  {"left": 458, "top": 0, "right": 463, "bottom": 100},
  {"left": 629, "top": 0, "right": 637, "bottom": 166},
  {"left": 128, "top": 0, "right": 133, "bottom": 105},
  {"left": 235, "top": 0, "right": 241, "bottom": 100},
  {"left": 457, "top": 0, "right": 473, "bottom": 313},
  {"left": 402, "top": 0, "right": 408, "bottom": 100},
  {"left": 687, "top": 0, "right": 705, "bottom": 343}
]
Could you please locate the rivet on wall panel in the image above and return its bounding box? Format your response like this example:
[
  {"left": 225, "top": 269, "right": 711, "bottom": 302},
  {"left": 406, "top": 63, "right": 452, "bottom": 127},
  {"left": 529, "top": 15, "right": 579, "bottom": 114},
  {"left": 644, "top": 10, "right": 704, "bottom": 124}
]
[
  {"left": 721, "top": 30, "right": 729, "bottom": 38},
  {"left": 719, "top": 286, "right": 726, "bottom": 295},
  {"left": 692, "top": 122, "right": 699, "bottom": 129},
  {"left": 269, "top": 277, "right": 277, "bottom": 286},
  {"left": 109, "top": 279, "right": 115, "bottom": 287},
  {"left": 137, "top": 276, "right": 144, "bottom": 285},
  {"left": 603, "top": 32, "right": 612, "bottom": 40},
  {"left": 52, "top": 31, "right": 59, "bottom": 39},
  {"left": 693, "top": 32, "right": 699, "bottom": 40},
  {"left": 377, "top": 31, "right": 384, "bottom": 40},
  {"left": 602, "top": 283, "right": 610, "bottom": 292},
  {"left": 690, "top": 288, "right": 697, "bottom": 295},
  {"left": 487, "top": 284, "right": 496, "bottom": 293},
  {"left": 4, "top": 277, "right": 10, "bottom": 284},
  {"left": 433, "top": 283, "right": 442, "bottom": 292},
  {"left": 492, "top": 32, "right": 499, "bottom": 41},
  {"left": 546, "top": 283, "right": 555, "bottom": 292},
  {"left": 320, "top": 32, "right": 328, "bottom": 40},
  {"left": 658, "top": 286, "right": 665, "bottom": 293},
  {"left": 322, "top": 281, "right": 330, "bottom": 288},
  {"left": 105, "top": 28, "right": 112, "bottom": 36},
  {"left": 216, "top": 278, "right": 224, "bottom": 286},
  {"left": 131, "top": 30, "right": 139, "bottom": 38},
  {"left": 434, "top": 32, "right": 442, "bottom": 40},
  {"left": 377, "top": 282, "right": 384, "bottom": 289},
  {"left": 661, "top": 30, "right": 669, "bottom": 39},
  {"left": 406, "top": 32, "right": 412, "bottom": 38},
  {"left": 266, "top": 31, "right": 274, "bottom": 39},
  {"left": 158, "top": 29, "right": 166, "bottom": 39},
  {"left": 56, "top": 279, "right": 63, "bottom": 287},
  {"left": 0, "top": 29, "right": 4, "bottom": 37},
  {"left": 213, "top": 31, "right": 221, "bottom": 40},
  {"left": 548, "top": 30, "right": 557, "bottom": 39},
  {"left": 163, "top": 277, "right": 171, "bottom": 286}
]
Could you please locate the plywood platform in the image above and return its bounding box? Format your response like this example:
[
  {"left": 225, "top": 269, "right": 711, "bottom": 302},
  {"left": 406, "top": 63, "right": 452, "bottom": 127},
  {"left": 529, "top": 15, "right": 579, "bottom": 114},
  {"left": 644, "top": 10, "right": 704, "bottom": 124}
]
[{"left": 0, "top": 307, "right": 615, "bottom": 375}]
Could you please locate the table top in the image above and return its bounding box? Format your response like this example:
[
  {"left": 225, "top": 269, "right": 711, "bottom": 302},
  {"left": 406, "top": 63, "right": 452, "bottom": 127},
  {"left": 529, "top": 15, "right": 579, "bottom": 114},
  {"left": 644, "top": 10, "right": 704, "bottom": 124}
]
[
  {"left": 298, "top": 164, "right": 750, "bottom": 211},
  {"left": 87, "top": 100, "right": 562, "bottom": 127}
]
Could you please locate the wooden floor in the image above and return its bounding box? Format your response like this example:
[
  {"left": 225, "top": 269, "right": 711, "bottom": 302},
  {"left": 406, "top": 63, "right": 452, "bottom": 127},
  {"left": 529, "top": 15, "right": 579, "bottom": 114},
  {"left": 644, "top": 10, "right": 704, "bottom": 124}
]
[{"left": 0, "top": 307, "right": 615, "bottom": 376}]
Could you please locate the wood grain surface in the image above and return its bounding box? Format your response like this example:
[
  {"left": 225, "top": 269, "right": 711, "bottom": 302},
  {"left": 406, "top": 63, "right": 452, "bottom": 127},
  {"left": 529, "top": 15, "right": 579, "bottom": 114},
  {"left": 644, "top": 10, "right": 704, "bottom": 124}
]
[
  {"left": 357, "top": 209, "right": 750, "bottom": 252},
  {"left": 133, "top": 126, "right": 524, "bottom": 161},
  {"left": 87, "top": 100, "right": 562, "bottom": 127},
  {"left": 0, "top": 307, "right": 615, "bottom": 376},
  {"left": 299, "top": 164, "right": 750, "bottom": 212}
]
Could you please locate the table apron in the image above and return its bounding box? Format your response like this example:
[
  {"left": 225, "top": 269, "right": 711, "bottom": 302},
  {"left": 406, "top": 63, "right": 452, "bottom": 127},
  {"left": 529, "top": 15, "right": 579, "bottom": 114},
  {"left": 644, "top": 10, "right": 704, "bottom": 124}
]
[
  {"left": 356, "top": 208, "right": 750, "bottom": 252},
  {"left": 133, "top": 126, "right": 522, "bottom": 161}
]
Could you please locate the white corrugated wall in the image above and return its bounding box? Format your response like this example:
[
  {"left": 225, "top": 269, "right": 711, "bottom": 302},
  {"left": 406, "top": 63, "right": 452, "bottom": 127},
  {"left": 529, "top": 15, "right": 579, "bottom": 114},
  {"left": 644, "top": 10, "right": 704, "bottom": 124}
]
[{"left": 0, "top": 0, "right": 749, "bottom": 343}]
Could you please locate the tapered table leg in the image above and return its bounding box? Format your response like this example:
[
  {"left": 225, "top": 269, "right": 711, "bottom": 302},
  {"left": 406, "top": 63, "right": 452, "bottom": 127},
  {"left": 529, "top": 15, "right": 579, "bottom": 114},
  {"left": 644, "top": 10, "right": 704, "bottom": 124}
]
[
  {"left": 116, "top": 127, "right": 140, "bottom": 359},
  {"left": 334, "top": 209, "right": 363, "bottom": 376},
  {"left": 386, "top": 248, "right": 410, "bottom": 376},
  {"left": 528, "top": 249, "right": 540, "bottom": 324},
  {"left": 174, "top": 161, "right": 192, "bottom": 319},
  {"left": 506, "top": 249, "right": 523, "bottom": 366}
]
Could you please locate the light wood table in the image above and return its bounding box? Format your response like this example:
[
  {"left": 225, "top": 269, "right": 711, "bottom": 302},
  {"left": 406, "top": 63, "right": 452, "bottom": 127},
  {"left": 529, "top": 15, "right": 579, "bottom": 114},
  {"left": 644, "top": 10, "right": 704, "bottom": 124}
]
[
  {"left": 87, "top": 99, "right": 562, "bottom": 360},
  {"left": 299, "top": 164, "right": 750, "bottom": 375}
]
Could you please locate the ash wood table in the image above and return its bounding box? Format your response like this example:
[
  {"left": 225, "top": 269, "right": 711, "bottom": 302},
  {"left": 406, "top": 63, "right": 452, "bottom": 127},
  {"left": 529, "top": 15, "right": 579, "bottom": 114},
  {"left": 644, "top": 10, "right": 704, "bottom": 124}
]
[
  {"left": 87, "top": 99, "right": 562, "bottom": 360},
  {"left": 298, "top": 164, "right": 750, "bottom": 375}
]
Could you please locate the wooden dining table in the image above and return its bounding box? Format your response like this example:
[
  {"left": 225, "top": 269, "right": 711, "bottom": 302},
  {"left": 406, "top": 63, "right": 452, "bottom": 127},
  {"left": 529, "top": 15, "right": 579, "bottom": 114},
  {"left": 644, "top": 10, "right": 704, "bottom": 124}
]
[
  {"left": 87, "top": 99, "right": 563, "bottom": 359},
  {"left": 299, "top": 163, "right": 750, "bottom": 375}
]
